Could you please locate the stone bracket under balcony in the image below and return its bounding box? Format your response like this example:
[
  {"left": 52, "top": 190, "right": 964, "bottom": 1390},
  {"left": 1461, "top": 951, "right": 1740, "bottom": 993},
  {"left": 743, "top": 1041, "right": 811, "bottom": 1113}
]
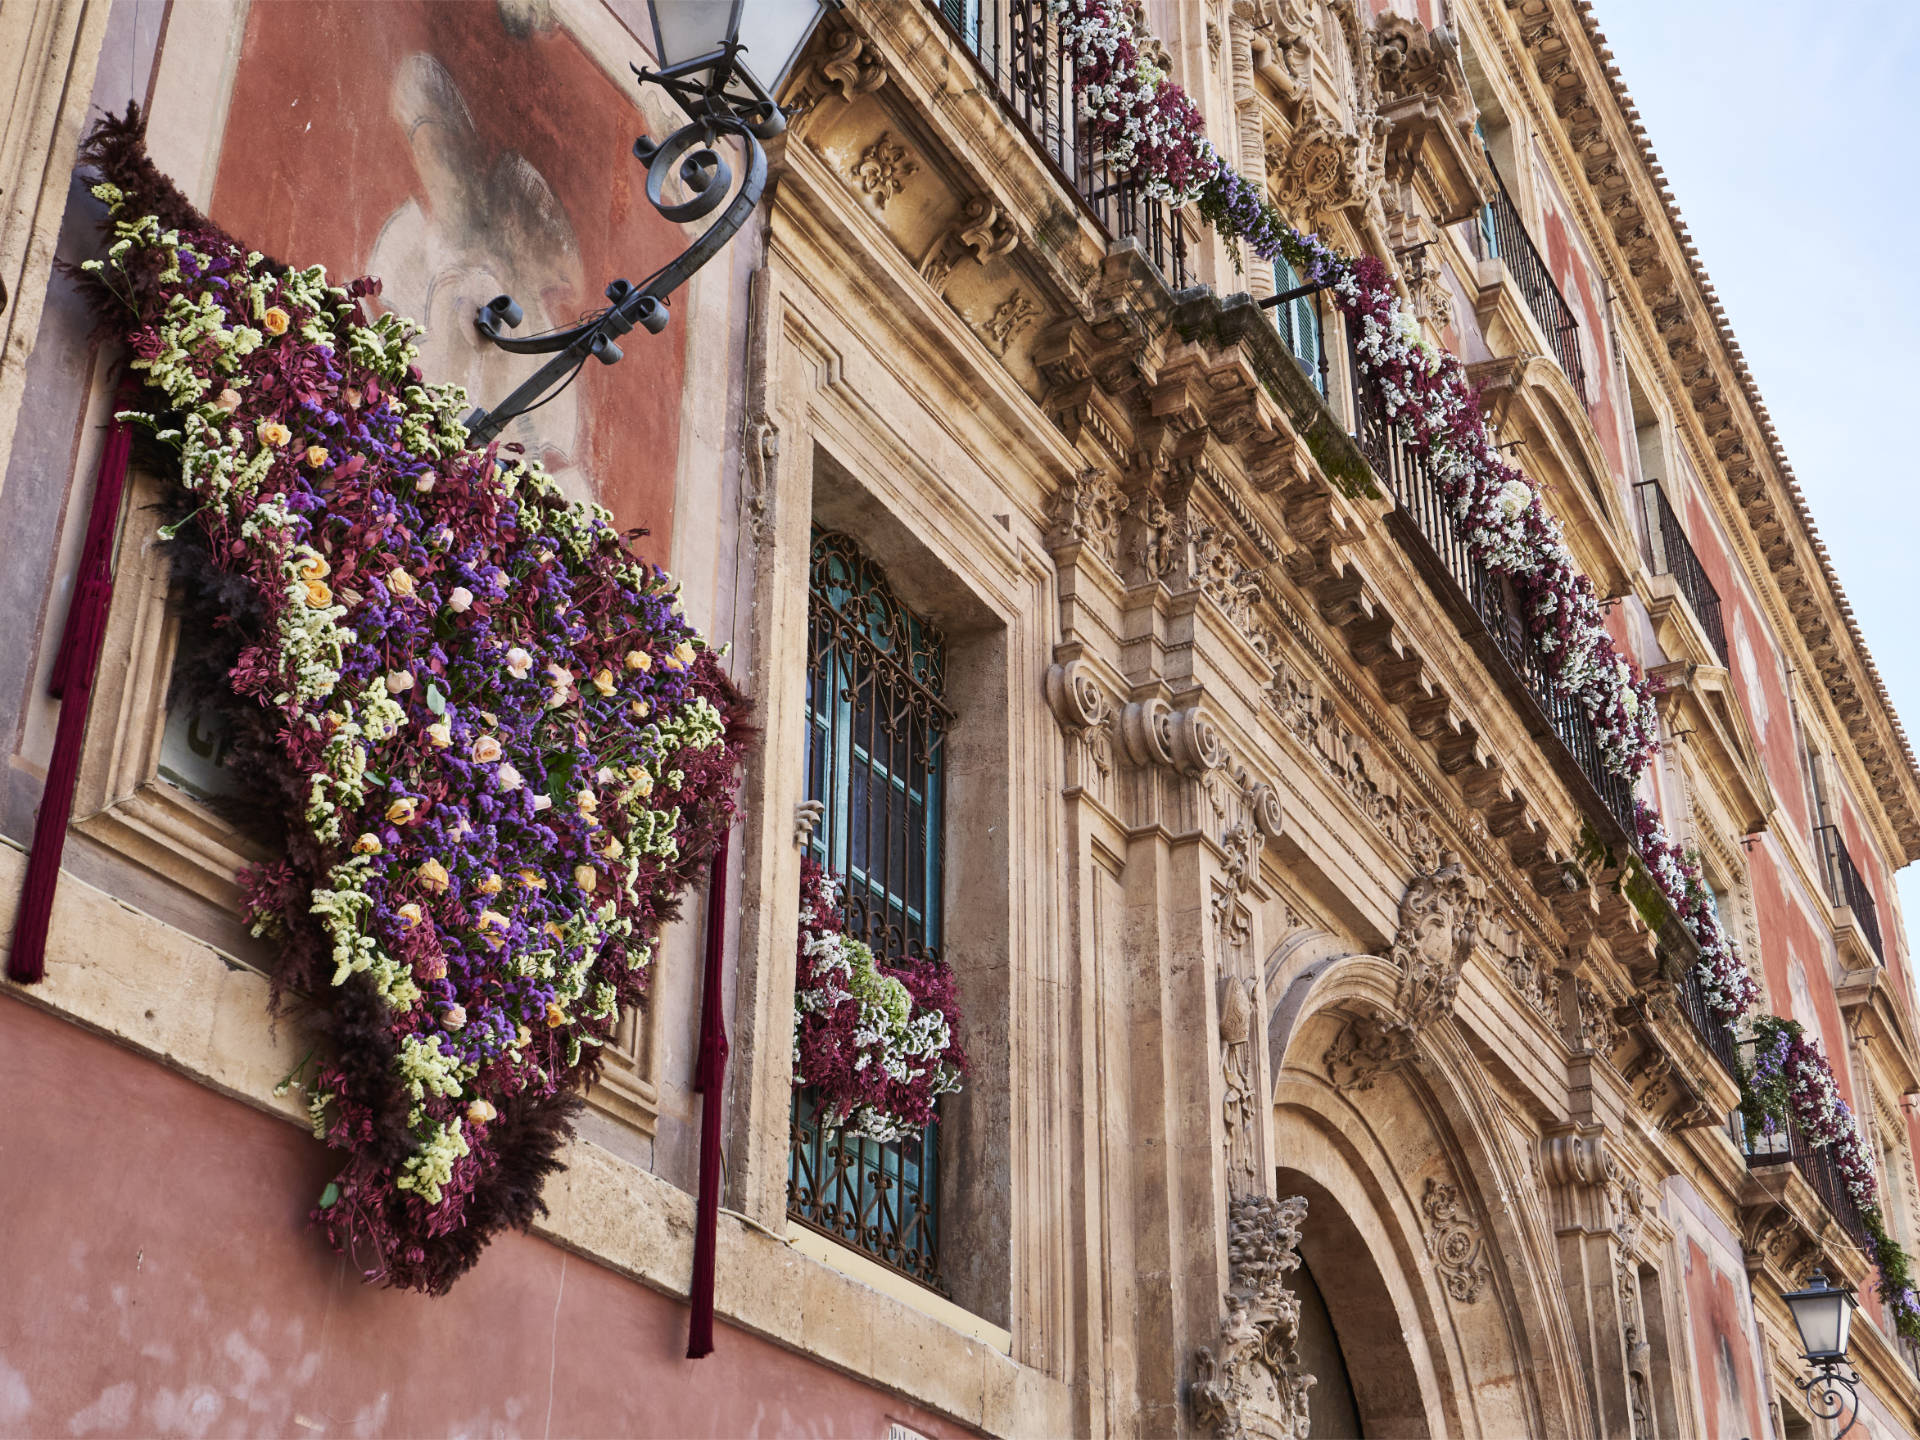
[
  {"left": 1608, "top": 983, "right": 1742, "bottom": 1134},
  {"left": 1739, "top": 1164, "right": 1872, "bottom": 1298}
]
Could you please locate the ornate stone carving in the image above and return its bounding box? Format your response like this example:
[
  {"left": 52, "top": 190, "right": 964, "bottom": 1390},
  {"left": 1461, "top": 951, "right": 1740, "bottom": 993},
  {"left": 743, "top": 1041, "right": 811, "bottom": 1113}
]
[
  {"left": 918, "top": 195, "right": 1019, "bottom": 292},
  {"left": 1574, "top": 977, "right": 1623, "bottom": 1060},
  {"left": 1220, "top": 974, "right": 1257, "bottom": 1190},
  {"left": 817, "top": 27, "right": 887, "bottom": 103},
  {"left": 1422, "top": 1176, "right": 1493, "bottom": 1304},
  {"left": 1269, "top": 113, "right": 1366, "bottom": 221},
  {"left": 742, "top": 413, "right": 778, "bottom": 546},
  {"left": 1501, "top": 940, "right": 1561, "bottom": 1024},
  {"left": 1045, "top": 659, "right": 1116, "bottom": 797},
  {"left": 793, "top": 798, "right": 825, "bottom": 850},
  {"left": 850, "top": 131, "right": 916, "bottom": 207},
  {"left": 1048, "top": 468, "right": 1128, "bottom": 566},
  {"left": 1391, "top": 857, "right": 1484, "bottom": 1033},
  {"left": 1191, "top": 1195, "right": 1315, "bottom": 1438},
  {"left": 979, "top": 290, "right": 1038, "bottom": 354},
  {"left": 1321, "top": 859, "right": 1482, "bottom": 1090}
]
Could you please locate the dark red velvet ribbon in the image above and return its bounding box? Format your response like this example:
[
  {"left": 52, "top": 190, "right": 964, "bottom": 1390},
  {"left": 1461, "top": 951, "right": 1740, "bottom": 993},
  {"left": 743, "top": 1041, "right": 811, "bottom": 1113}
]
[
  {"left": 8, "top": 415, "right": 133, "bottom": 984},
  {"left": 687, "top": 827, "right": 733, "bottom": 1358}
]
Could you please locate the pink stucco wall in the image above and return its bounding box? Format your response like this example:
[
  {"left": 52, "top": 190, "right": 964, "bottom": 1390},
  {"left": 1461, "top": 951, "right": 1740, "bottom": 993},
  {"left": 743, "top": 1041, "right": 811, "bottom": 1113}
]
[{"left": 0, "top": 994, "right": 960, "bottom": 1438}]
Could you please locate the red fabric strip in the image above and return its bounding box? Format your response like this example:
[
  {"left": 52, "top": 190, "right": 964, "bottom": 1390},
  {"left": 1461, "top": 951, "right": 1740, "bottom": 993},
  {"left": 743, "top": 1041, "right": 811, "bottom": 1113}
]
[
  {"left": 686, "top": 827, "right": 733, "bottom": 1358},
  {"left": 9, "top": 417, "right": 133, "bottom": 984}
]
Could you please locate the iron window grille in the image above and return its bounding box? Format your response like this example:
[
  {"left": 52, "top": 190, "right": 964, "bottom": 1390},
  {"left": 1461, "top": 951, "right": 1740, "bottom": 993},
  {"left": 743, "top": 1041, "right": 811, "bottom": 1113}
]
[{"left": 787, "top": 530, "right": 955, "bottom": 1291}]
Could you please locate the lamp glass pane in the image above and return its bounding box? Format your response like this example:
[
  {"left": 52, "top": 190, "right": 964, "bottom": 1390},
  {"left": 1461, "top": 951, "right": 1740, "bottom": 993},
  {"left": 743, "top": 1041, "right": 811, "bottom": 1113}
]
[
  {"left": 736, "top": 0, "right": 832, "bottom": 91},
  {"left": 1786, "top": 1283, "right": 1846, "bottom": 1358},
  {"left": 649, "top": 0, "right": 743, "bottom": 68}
]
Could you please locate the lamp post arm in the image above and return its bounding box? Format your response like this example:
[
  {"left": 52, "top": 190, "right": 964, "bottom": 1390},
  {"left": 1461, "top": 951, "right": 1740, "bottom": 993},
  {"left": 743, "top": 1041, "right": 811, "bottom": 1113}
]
[{"left": 464, "top": 110, "right": 768, "bottom": 447}]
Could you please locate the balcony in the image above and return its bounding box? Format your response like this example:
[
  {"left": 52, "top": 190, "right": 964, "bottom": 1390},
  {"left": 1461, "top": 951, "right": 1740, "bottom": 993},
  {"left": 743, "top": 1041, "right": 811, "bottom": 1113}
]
[
  {"left": 1470, "top": 159, "right": 1589, "bottom": 405},
  {"left": 1668, "top": 931, "right": 1743, "bottom": 1081},
  {"left": 1637, "top": 481, "right": 1728, "bottom": 664},
  {"left": 1740, "top": 1105, "right": 1874, "bottom": 1254},
  {"left": 925, "top": 0, "right": 1188, "bottom": 288},
  {"left": 1818, "top": 824, "right": 1886, "bottom": 966},
  {"left": 1350, "top": 337, "right": 1637, "bottom": 850}
]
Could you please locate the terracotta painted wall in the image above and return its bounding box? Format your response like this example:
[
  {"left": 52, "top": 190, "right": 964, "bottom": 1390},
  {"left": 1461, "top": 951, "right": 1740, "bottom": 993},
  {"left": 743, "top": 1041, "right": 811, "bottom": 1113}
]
[
  {"left": 1680, "top": 1235, "right": 1767, "bottom": 1440},
  {"left": 204, "top": 0, "right": 688, "bottom": 564},
  {"left": 0, "top": 996, "right": 961, "bottom": 1439}
]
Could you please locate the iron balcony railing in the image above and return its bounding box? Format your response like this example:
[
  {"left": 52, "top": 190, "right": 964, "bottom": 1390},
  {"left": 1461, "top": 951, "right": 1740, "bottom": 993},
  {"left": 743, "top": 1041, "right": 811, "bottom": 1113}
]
[
  {"left": 1817, "top": 824, "right": 1885, "bottom": 965},
  {"left": 1665, "top": 933, "right": 1742, "bottom": 1080},
  {"left": 1349, "top": 335, "right": 1638, "bottom": 845},
  {"left": 1637, "top": 481, "right": 1728, "bottom": 663},
  {"left": 1740, "top": 1104, "right": 1874, "bottom": 1253},
  {"left": 927, "top": 0, "right": 1188, "bottom": 288},
  {"left": 1470, "top": 156, "right": 1589, "bottom": 405}
]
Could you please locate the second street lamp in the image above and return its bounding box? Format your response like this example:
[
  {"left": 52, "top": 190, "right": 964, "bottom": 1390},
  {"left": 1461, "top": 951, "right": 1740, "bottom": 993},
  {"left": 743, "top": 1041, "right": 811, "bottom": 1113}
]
[{"left": 1783, "top": 1269, "right": 1863, "bottom": 1436}]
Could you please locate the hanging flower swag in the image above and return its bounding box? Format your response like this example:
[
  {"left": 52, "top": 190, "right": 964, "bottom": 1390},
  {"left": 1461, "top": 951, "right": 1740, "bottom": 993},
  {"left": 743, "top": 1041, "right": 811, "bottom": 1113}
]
[
  {"left": 1046, "top": 0, "right": 1920, "bottom": 1331},
  {"left": 792, "top": 859, "right": 965, "bottom": 1141},
  {"left": 72, "top": 110, "right": 750, "bottom": 1294}
]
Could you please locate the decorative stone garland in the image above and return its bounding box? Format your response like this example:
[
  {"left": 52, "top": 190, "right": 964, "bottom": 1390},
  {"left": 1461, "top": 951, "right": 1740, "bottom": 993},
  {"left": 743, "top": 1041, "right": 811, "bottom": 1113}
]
[
  {"left": 792, "top": 859, "right": 965, "bottom": 1141},
  {"left": 76, "top": 112, "right": 748, "bottom": 1293},
  {"left": 1048, "top": 0, "right": 1920, "bottom": 1339}
]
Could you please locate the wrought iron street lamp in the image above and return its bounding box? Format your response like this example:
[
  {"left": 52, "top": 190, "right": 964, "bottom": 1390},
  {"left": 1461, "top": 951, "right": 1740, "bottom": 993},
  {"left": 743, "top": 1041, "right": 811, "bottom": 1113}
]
[
  {"left": 465, "top": 0, "right": 836, "bottom": 443},
  {"left": 1783, "top": 1268, "right": 1863, "bottom": 1436}
]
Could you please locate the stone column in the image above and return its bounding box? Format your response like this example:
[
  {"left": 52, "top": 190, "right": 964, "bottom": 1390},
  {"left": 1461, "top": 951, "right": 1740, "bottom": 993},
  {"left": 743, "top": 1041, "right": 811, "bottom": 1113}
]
[{"left": 1540, "top": 1126, "right": 1638, "bottom": 1440}]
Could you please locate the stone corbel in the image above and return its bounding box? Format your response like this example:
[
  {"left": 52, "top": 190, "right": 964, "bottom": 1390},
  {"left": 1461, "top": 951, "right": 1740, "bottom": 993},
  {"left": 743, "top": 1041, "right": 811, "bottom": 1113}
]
[
  {"left": 816, "top": 25, "right": 887, "bottom": 103},
  {"left": 918, "top": 194, "right": 1020, "bottom": 294},
  {"left": 1540, "top": 1125, "right": 1619, "bottom": 1233}
]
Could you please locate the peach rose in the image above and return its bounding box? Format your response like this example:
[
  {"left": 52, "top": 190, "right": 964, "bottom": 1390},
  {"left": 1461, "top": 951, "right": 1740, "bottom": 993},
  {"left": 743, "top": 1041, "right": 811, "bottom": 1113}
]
[{"left": 261, "top": 306, "right": 290, "bottom": 335}]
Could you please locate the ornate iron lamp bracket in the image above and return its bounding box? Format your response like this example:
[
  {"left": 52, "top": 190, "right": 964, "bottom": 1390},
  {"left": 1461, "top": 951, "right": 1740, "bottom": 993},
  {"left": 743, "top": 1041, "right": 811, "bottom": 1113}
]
[
  {"left": 464, "top": 43, "right": 782, "bottom": 445},
  {"left": 1795, "top": 1358, "right": 1862, "bottom": 1437}
]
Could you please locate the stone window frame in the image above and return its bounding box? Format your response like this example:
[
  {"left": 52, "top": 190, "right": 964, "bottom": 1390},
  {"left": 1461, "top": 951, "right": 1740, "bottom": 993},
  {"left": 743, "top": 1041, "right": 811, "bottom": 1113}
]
[{"left": 780, "top": 442, "right": 1016, "bottom": 1335}]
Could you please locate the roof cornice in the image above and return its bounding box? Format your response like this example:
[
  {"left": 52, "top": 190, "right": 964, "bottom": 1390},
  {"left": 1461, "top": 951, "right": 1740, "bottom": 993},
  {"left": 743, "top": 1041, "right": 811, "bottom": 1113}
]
[{"left": 1491, "top": 0, "right": 1920, "bottom": 865}]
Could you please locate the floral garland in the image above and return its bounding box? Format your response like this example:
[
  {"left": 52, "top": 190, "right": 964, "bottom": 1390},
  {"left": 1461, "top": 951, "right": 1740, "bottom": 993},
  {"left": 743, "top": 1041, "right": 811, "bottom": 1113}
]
[
  {"left": 1046, "top": 1, "right": 1920, "bottom": 1332},
  {"left": 1051, "top": 0, "right": 1660, "bottom": 783},
  {"left": 1743, "top": 1017, "right": 1920, "bottom": 1339},
  {"left": 792, "top": 859, "right": 965, "bottom": 1142},
  {"left": 1632, "top": 801, "right": 1760, "bottom": 1019},
  {"left": 75, "top": 114, "right": 748, "bottom": 1293}
]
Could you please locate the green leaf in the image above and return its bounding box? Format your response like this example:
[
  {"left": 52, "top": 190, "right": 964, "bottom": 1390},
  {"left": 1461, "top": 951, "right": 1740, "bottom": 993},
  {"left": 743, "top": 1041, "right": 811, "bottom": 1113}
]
[
  {"left": 425, "top": 682, "right": 446, "bottom": 715},
  {"left": 319, "top": 1182, "right": 341, "bottom": 1210}
]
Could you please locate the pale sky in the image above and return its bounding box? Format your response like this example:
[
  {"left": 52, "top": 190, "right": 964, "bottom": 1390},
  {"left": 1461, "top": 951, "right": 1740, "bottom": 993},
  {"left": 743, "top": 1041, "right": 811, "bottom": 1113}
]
[{"left": 1590, "top": 0, "right": 1920, "bottom": 933}]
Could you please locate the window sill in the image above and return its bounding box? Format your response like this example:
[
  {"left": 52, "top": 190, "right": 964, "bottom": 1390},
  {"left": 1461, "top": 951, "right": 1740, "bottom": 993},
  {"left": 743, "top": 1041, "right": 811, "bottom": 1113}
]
[{"left": 786, "top": 1223, "right": 1012, "bottom": 1355}]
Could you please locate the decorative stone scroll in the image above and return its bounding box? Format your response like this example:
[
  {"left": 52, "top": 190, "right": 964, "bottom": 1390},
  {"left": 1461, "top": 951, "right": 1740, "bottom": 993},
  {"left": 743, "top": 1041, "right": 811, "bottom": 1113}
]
[
  {"left": 1422, "top": 1176, "right": 1493, "bottom": 1304},
  {"left": 1322, "top": 857, "right": 1483, "bottom": 1091},
  {"left": 1191, "top": 1194, "right": 1316, "bottom": 1439}
]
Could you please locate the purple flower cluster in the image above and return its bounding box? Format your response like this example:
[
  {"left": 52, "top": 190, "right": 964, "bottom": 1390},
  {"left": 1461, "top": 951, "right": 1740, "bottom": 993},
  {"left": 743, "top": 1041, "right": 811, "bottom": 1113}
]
[{"left": 79, "top": 112, "right": 748, "bottom": 1293}]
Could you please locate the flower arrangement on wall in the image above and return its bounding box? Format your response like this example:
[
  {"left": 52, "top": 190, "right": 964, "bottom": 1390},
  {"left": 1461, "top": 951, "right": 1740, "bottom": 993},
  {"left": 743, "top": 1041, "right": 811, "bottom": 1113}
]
[
  {"left": 1047, "top": 0, "right": 1920, "bottom": 1335},
  {"left": 792, "top": 859, "right": 965, "bottom": 1142},
  {"left": 75, "top": 113, "right": 748, "bottom": 1294}
]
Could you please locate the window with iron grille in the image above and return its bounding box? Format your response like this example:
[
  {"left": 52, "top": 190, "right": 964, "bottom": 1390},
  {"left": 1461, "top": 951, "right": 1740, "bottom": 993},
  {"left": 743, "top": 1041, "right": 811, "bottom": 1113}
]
[{"left": 787, "top": 529, "right": 954, "bottom": 1291}]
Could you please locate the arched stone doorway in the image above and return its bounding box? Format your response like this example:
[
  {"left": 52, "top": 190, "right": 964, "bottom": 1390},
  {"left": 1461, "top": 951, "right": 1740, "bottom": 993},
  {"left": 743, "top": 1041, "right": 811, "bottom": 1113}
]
[{"left": 1265, "top": 932, "right": 1588, "bottom": 1438}]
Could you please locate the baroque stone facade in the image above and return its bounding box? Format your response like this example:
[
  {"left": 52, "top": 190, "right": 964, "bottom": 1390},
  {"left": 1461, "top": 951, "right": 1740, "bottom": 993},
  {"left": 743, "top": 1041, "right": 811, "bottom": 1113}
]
[{"left": 3, "top": 1, "right": 1920, "bottom": 1437}]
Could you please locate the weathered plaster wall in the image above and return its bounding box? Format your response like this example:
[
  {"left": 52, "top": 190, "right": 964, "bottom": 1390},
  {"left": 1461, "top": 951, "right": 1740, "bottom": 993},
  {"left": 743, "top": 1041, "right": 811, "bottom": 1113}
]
[{"left": 0, "top": 991, "right": 967, "bottom": 1440}]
